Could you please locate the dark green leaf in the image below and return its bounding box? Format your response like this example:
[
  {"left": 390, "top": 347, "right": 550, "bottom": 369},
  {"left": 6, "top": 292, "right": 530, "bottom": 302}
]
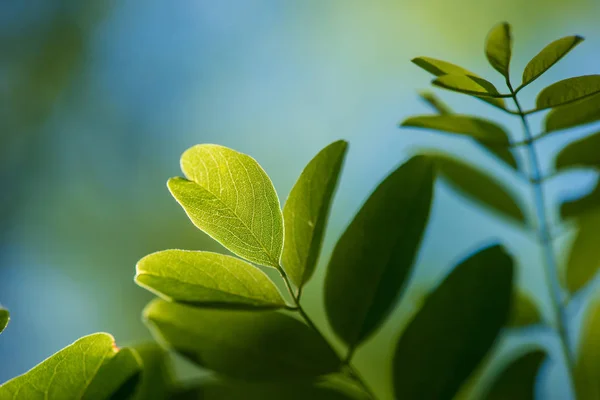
[
  {"left": 135, "top": 250, "right": 286, "bottom": 309},
  {"left": 483, "top": 350, "right": 546, "bottom": 400},
  {"left": 168, "top": 144, "right": 283, "bottom": 268},
  {"left": 143, "top": 299, "right": 341, "bottom": 380},
  {"left": 131, "top": 344, "right": 175, "bottom": 400},
  {"left": 0, "top": 333, "right": 140, "bottom": 399},
  {"left": 0, "top": 307, "right": 8, "bottom": 334},
  {"left": 282, "top": 140, "right": 347, "bottom": 289},
  {"left": 434, "top": 155, "right": 526, "bottom": 224},
  {"left": 508, "top": 291, "right": 542, "bottom": 328},
  {"left": 324, "top": 156, "right": 434, "bottom": 348},
  {"left": 433, "top": 74, "right": 506, "bottom": 98},
  {"left": 522, "top": 35, "right": 584, "bottom": 86},
  {"left": 83, "top": 348, "right": 142, "bottom": 400},
  {"left": 545, "top": 93, "right": 600, "bottom": 133},
  {"left": 561, "top": 180, "right": 600, "bottom": 220},
  {"left": 555, "top": 130, "right": 600, "bottom": 171},
  {"left": 419, "top": 91, "right": 453, "bottom": 115},
  {"left": 401, "top": 115, "right": 510, "bottom": 144},
  {"left": 393, "top": 244, "right": 514, "bottom": 399},
  {"left": 564, "top": 209, "right": 600, "bottom": 293},
  {"left": 575, "top": 299, "right": 600, "bottom": 398},
  {"left": 536, "top": 75, "right": 600, "bottom": 110},
  {"left": 485, "top": 22, "right": 512, "bottom": 78}
]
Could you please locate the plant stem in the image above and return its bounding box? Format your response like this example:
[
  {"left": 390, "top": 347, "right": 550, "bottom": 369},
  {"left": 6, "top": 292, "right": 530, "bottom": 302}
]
[
  {"left": 277, "top": 268, "right": 377, "bottom": 399},
  {"left": 507, "top": 83, "right": 577, "bottom": 397}
]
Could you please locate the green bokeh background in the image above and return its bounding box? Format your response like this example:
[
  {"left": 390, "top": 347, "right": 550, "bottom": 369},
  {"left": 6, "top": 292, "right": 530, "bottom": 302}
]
[{"left": 1, "top": 1, "right": 599, "bottom": 398}]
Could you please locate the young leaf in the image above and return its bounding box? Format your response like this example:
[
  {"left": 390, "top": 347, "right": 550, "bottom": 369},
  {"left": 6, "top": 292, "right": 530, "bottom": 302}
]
[
  {"left": 536, "top": 75, "right": 600, "bottom": 110},
  {"left": 168, "top": 144, "right": 284, "bottom": 268},
  {"left": 485, "top": 22, "right": 512, "bottom": 79},
  {"left": 545, "top": 93, "right": 600, "bottom": 133},
  {"left": 483, "top": 350, "right": 546, "bottom": 400},
  {"left": 144, "top": 299, "right": 341, "bottom": 380},
  {"left": 434, "top": 155, "right": 526, "bottom": 225},
  {"left": 433, "top": 74, "right": 506, "bottom": 98},
  {"left": 393, "top": 244, "right": 514, "bottom": 399},
  {"left": 130, "top": 343, "right": 175, "bottom": 400},
  {"left": 574, "top": 299, "right": 600, "bottom": 398},
  {"left": 135, "top": 250, "right": 286, "bottom": 309},
  {"left": 82, "top": 347, "right": 142, "bottom": 400},
  {"left": 0, "top": 333, "right": 139, "bottom": 399},
  {"left": 555, "top": 130, "right": 600, "bottom": 171},
  {"left": 324, "top": 156, "right": 434, "bottom": 349},
  {"left": 563, "top": 210, "right": 600, "bottom": 293},
  {"left": 401, "top": 115, "right": 510, "bottom": 145},
  {"left": 282, "top": 140, "right": 347, "bottom": 289},
  {"left": 419, "top": 91, "right": 453, "bottom": 115},
  {"left": 0, "top": 307, "right": 8, "bottom": 334},
  {"left": 522, "top": 35, "right": 584, "bottom": 87},
  {"left": 508, "top": 290, "right": 542, "bottom": 328}
]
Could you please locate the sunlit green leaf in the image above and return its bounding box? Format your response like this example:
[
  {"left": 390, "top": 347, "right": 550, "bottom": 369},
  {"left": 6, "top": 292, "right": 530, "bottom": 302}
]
[
  {"left": 393, "top": 244, "right": 514, "bottom": 399},
  {"left": 0, "top": 333, "right": 140, "bottom": 400},
  {"left": 168, "top": 144, "right": 284, "bottom": 268},
  {"left": 324, "top": 156, "right": 434, "bottom": 349},
  {"left": 508, "top": 290, "right": 542, "bottom": 328},
  {"left": 564, "top": 210, "right": 600, "bottom": 293},
  {"left": 433, "top": 74, "right": 505, "bottom": 98},
  {"left": 485, "top": 22, "right": 512, "bottom": 78},
  {"left": 82, "top": 347, "right": 142, "bottom": 400},
  {"left": 574, "top": 299, "right": 600, "bottom": 398},
  {"left": 434, "top": 155, "right": 526, "bottom": 224},
  {"left": 536, "top": 75, "right": 600, "bottom": 110},
  {"left": 555, "top": 130, "right": 600, "bottom": 171},
  {"left": 545, "top": 93, "right": 600, "bottom": 133},
  {"left": 419, "top": 91, "right": 453, "bottom": 115},
  {"left": 144, "top": 299, "right": 341, "bottom": 380},
  {"left": 0, "top": 307, "right": 8, "bottom": 334},
  {"left": 401, "top": 115, "right": 510, "bottom": 144},
  {"left": 135, "top": 250, "right": 286, "bottom": 309},
  {"left": 522, "top": 35, "right": 584, "bottom": 87},
  {"left": 483, "top": 349, "right": 546, "bottom": 400},
  {"left": 282, "top": 140, "right": 347, "bottom": 289},
  {"left": 131, "top": 343, "right": 175, "bottom": 400},
  {"left": 561, "top": 180, "right": 600, "bottom": 220}
]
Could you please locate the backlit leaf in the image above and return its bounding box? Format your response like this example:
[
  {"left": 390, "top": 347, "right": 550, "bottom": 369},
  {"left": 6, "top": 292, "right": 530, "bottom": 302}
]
[
  {"left": 555, "top": 130, "right": 600, "bottom": 171},
  {"left": 393, "top": 244, "right": 514, "bottom": 399},
  {"left": 574, "top": 299, "right": 600, "bottom": 398},
  {"left": 545, "top": 93, "right": 600, "bottom": 133},
  {"left": 536, "top": 75, "right": 600, "bottom": 110},
  {"left": 564, "top": 210, "right": 600, "bottom": 293},
  {"left": 135, "top": 250, "right": 286, "bottom": 309},
  {"left": 282, "top": 140, "right": 347, "bottom": 289},
  {"left": 0, "top": 307, "right": 8, "bottom": 334},
  {"left": 483, "top": 350, "right": 546, "bottom": 400},
  {"left": 144, "top": 299, "right": 341, "bottom": 380},
  {"left": 0, "top": 333, "right": 140, "bottom": 400},
  {"left": 522, "top": 35, "right": 584, "bottom": 86},
  {"left": 131, "top": 344, "right": 175, "bottom": 400},
  {"left": 433, "top": 74, "right": 505, "bottom": 98},
  {"left": 82, "top": 348, "right": 142, "bottom": 400},
  {"left": 434, "top": 155, "right": 526, "bottom": 225},
  {"left": 168, "top": 144, "right": 283, "bottom": 268},
  {"left": 324, "top": 156, "right": 434, "bottom": 349},
  {"left": 485, "top": 22, "right": 512, "bottom": 78},
  {"left": 419, "top": 91, "right": 453, "bottom": 115}
]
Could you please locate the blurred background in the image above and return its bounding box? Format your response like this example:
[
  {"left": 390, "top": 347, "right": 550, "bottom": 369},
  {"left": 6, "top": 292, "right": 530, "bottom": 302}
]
[{"left": 1, "top": 1, "right": 599, "bottom": 399}]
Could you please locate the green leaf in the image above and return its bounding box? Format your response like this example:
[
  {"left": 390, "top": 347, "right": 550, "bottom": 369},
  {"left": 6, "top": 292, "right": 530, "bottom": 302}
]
[
  {"left": 485, "top": 22, "right": 512, "bottom": 78},
  {"left": 419, "top": 91, "right": 453, "bottom": 115},
  {"left": 555, "top": 130, "right": 600, "bottom": 171},
  {"left": 143, "top": 299, "right": 341, "bottom": 380},
  {"left": 536, "top": 75, "right": 600, "bottom": 110},
  {"left": 508, "top": 290, "right": 542, "bottom": 328},
  {"left": 434, "top": 155, "right": 526, "bottom": 225},
  {"left": 561, "top": 180, "right": 600, "bottom": 220},
  {"left": 522, "top": 35, "right": 584, "bottom": 87},
  {"left": 575, "top": 299, "right": 600, "bottom": 399},
  {"left": 483, "top": 350, "right": 546, "bottom": 400},
  {"left": 324, "top": 156, "right": 434, "bottom": 348},
  {"left": 82, "top": 347, "right": 142, "bottom": 400},
  {"left": 0, "top": 307, "right": 9, "bottom": 334},
  {"left": 545, "top": 93, "right": 600, "bottom": 133},
  {"left": 168, "top": 144, "right": 284, "bottom": 268},
  {"left": 282, "top": 140, "right": 347, "bottom": 289},
  {"left": 131, "top": 343, "right": 175, "bottom": 400},
  {"left": 564, "top": 209, "right": 600, "bottom": 293},
  {"left": 0, "top": 333, "right": 140, "bottom": 400},
  {"left": 433, "top": 74, "right": 505, "bottom": 98},
  {"left": 135, "top": 250, "right": 286, "bottom": 309},
  {"left": 393, "top": 244, "right": 514, "bottom": 399},
  {"left": 401, "top": 115, "right": 510, "bottom": 144}
]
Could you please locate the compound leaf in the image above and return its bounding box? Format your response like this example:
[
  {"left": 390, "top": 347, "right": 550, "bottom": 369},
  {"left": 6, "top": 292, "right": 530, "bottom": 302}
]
[
  {"left": 434, "top": 155, "right": 526, "bottom": 225},
  {"left": 575, "top": 299, "right": 600, "bottom": 398},
  {"left": 555, "top": 130, "right": 600, "bottom": 171},
  {"left": 135, "top": 250, "right": 286, "bottom": 309},
  {"left": 545, "top": 93, "right": 600, "bottom": 133},
  {"left": 168, "top": 144, "right": 283, "bottom": 268},
  {"left": 131, "top": 343, "right": 175, "bottom": 400},
  {"left": 324, "top": 156, "right": 434, "bottom": 349},
  {"left": 0, "top": 307, "right": 8, "bottom": 334},
  {"left": 82, "top": 347, "right": 142, "bottom": 400},
  {"left": 485, "top": 22, "right": 512, "bottom": 79},
  {"left": 0, "top": 333, "right": 141, "bottom": 400},
  {"left": 282, "top": 140, "right": 347, "bottom": 289},
  {"left": 564, "top": 210, "right": 600, "bottom": 293},
  {"left": 536, "top": 75, "right": 600, "bottom": 110},
  {"left": 522, "top": 35, "right": 584, "bottom": 87},
  {"left": 483, "top": 350, "right": 546, "bottom": 400},
  {"left": 433, "top": 74, "right": 505, "bottom": 98},
  {"left": 144, "top": 299, "right": 341, "bottom": 380},
  {"left": 393, "top": 244, "right": 514, "bottom": 399},
  {"left": 508, "top": 291, "right": 542, "bottom": 328},
  {"left": 419, "top": 91, "right": 453, "bottom": 115}
]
